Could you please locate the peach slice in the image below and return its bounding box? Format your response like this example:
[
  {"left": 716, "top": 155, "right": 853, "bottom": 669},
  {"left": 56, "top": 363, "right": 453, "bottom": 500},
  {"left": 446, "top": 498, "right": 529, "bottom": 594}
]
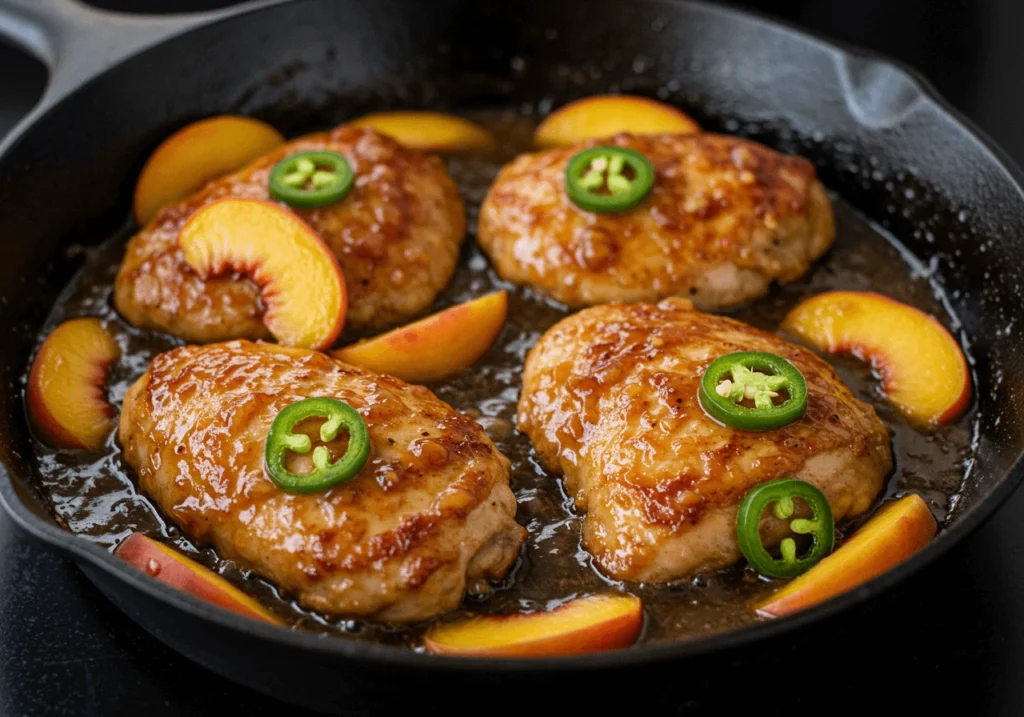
[
  {"left": 134, "top": 115, "right": 284, "bottom": 225},
  {"left": 424, "top": 594, "right": 643, "bottom": 658},
  {"left": 782, "top": 291, "right": 970, "bottom": 425},
  {"left": 757, "top": 494, "right": 937, "bottom": 618},
  {"left": 348, "top": 111, "right": 494, "bottom": 152},
  {"left": 178, "top": 198, "right": 347, "bottom": 350},
  {"left": 27, "top": 318, "right": 120, "bottom": 451},
  {"left": 115, "top": 533, "right": 280, "bottom": 625},
  {"left": 332, "top": 291, "right": 506, "bottom": 383},
  {"left": 534, "top": 94, "right": 701, "bottom": 147}
]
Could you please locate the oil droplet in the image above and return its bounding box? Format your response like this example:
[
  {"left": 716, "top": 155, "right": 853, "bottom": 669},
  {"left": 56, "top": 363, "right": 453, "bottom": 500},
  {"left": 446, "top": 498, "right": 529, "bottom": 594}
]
[{"left": 146, "top": 558, "right": 161, "bottom": 576}]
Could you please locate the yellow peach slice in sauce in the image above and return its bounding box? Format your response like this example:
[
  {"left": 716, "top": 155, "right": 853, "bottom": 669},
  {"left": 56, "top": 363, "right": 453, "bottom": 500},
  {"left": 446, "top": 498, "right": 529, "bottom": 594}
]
[
  {"left": 27, "top": 318, "right": 120, "bottom": 451},
  {"left": 348, "top": 111, "right": 494, "bottom": 152},
  {"left": 115, "top": 533, "right": 280, "bottom": 625},
  {"left": 332, "top": 291, "right": 507, "bottom": 383},
  {"left": 134, "top": 115, "right": 284, "bottom": 225},
  {"left": 177, "top": 198, "right": 347, "bottom": 350},
  {"left": 757, "top": 494, "right": 937, "bottom": 618},
  {"left": 424, "top": 594, "right": 643, "bottom": 658},
  {"left": 782, "top": 291, "right": 970, "bottom": 425},
  {"left": 534, "top": 94, "right": 701, "bottom": 147}
]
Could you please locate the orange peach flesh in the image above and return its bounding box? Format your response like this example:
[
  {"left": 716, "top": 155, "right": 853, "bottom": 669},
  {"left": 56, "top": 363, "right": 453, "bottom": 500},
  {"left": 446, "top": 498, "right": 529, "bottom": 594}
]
[
  {"left": 782, "top": 291, "right": 970, "bottom": 425},
  {"left": 133, "top": 115, "right": 284, "bottom": 225},
  {"left": 177, "top": 198, "right": 347, "bottom": 350},
  {"left": 348, "top": 111, "right": 494, "bottom": 152},
  {"left": 115, "top": 533, "right": 279, "bottom": 625},
  {"left": 757, "top": 494, "right": 937, "bottom": 618},
  {"left": 332, "top": 291, "right": 507, "bottom": 383},
  {"left": 27, "top": 318, "right": 120, "bottom": 451},
  {"left": 534, "top": 94, "right": 701, "bottom": 147},
  {"left": 424, "top": 594, "right": 643, "bottom": 658}
]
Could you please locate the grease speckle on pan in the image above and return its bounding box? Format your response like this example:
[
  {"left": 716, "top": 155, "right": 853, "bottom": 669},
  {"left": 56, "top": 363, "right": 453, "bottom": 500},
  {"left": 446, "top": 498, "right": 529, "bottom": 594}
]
[{"left": 23, "top": 109, "right": 978, "bottom": 648}]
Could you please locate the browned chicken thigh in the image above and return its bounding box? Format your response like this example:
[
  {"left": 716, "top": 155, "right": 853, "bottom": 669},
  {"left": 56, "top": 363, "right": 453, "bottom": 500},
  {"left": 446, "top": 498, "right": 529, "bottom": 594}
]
[
  {"left": 119, "top": 341, "right": 524, "bottom": 623},
  {"left": 518, "top": 299, "right": 891, "bottom": 582},
  {"left": 479, "top": 133, "right": 834, "bottom": 310},
  {"left": 115, "top": 126, "right": 465, "bottom": 343}
]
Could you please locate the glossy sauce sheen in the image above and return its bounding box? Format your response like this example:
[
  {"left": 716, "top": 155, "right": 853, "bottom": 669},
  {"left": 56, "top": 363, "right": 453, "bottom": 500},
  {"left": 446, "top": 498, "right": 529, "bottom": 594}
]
[{"left": 26, "top": 110, "right": 978, "bottom": 648}]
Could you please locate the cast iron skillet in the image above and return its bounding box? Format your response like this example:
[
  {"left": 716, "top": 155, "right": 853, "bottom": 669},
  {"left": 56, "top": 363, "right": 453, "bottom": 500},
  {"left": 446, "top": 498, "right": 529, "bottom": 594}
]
[{"left": 1, "top": 0, "right": 1023, "bottom": 711}]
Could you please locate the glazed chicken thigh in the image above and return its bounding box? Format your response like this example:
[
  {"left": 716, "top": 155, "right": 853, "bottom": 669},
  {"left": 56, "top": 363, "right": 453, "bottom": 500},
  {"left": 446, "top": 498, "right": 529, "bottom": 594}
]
[
  {"left": 518, "top": 299, "right": 891, "bottom": 582},
  {"left": 479, "top": 133, "right": 834, "bottom": 310},
  {"left": 119, "top": 341, "right": 524, "bottom": 623},
  {"left": 115, "top": 126, "right": 465, "bottom": 343}
]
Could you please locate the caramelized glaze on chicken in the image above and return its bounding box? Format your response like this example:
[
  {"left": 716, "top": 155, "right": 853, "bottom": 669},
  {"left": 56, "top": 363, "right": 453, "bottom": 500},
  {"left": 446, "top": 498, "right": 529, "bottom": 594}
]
[
  {"left": 518, "top": 299, "right": 891, "bottom": 582},
  {"left": 115, "top": 126, "right": 465, "bottom": 343},
  {"left": 478, "top": 133, "right": 834, "bottom": 310},
  {"left": 119, "top": 341, "right": 524, "bottom": 623}
]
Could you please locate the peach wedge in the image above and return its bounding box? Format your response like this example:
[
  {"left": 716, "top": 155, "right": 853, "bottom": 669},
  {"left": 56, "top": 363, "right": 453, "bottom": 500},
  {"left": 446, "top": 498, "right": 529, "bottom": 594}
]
[
  {"left": 332, "top": 291, "right": 507, "bottom": 383},
  {"left": 783, "top": 291, "right": 970, "bottom": 425},
  {"left": 134, "top": 115, "right": 284, "bottom": 225},
  {"left": 424, "top": 594, "right": 643, "bottom": 658},
  {"left": 27, "top": 318, "right": 120, "bottom": 451},
  {"left": 178, "top": 198, "right": 347, "bottom": 350},
  {"left": 757, "top": 494, "right": 937, "bottom": 618},
  {"left": 534, "top": 94, "right": 701, "bottom": 147},
  {"left": 115, "top": 533, "right": 279, "bottom": 625},
  {"left": 348, "top": 111, "right": 494, "bottom": 152}
]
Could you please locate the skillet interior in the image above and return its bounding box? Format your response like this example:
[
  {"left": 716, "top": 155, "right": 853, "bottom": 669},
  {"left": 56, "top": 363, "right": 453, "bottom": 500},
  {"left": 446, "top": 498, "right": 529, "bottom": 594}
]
[
  {"left": 26, "top": 109, "right": 982, "bottom": 645},
  {"left": 1, "top": 0, "right": 1023, "bottom": 709}
]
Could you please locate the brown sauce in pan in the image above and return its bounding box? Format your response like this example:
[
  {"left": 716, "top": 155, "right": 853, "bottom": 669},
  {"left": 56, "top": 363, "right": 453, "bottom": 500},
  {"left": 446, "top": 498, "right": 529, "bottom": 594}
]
[{"left": 25, "top": 109, "right": 979, "bottom": 649}]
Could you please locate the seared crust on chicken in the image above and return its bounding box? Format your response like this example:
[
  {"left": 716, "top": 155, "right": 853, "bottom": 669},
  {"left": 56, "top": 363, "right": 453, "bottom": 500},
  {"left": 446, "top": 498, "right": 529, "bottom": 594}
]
[
  {"left": 517, "top": 299, "right": 890, "bottom": 582},
  {"left": 119, "top": 341, "right": 524, "bottom": 623},
  {"left": 478, "top": 133, "right": 834, "bottom": 310},
  {"left": 115, "top": 126, "right": 465, "bottom": 343}
]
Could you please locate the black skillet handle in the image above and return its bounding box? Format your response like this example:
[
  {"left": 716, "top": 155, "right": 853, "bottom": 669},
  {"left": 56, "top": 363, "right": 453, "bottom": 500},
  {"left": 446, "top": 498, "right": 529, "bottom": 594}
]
[{"left": 0, "top": 0, "right": 272, "bottom": 113}]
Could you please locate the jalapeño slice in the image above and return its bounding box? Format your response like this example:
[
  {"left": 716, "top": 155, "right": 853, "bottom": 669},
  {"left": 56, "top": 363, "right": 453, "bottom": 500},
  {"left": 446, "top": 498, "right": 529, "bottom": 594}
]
[
  {"left": 269, "top": 150, "right": 354, "bottom": 209},
  {"left": 565, "top": 146, "right": 654, "bottom": 213},
  {"left": 699, "top": 351, "right": 807, "bottom": 431},
  {"left": 264, "top": 397, "right": 370, "bottom": 494},
  {"left": 736, "top": 477, "right": 835, "bottom": 579}
]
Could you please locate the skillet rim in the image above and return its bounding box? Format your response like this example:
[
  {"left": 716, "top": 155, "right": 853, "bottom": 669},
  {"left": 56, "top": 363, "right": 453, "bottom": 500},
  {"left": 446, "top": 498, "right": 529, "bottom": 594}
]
[{"left": 1, "top": 0, "right": 1023, "bottom": 671}]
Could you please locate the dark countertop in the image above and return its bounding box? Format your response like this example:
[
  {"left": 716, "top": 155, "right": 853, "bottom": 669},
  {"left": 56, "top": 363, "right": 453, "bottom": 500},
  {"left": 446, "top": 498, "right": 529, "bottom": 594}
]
[{"left": 2, "top": 1, "right": 1023, "bottom": 714}]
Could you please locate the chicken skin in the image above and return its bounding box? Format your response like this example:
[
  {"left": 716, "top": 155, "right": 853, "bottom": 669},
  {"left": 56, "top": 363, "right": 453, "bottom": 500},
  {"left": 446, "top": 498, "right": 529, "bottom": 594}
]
[
  {"left": 478, "top": 133, "right": 834, "bottom": 310},
  {"left": 518, "top": 299, "right": 891, "bottom": 582},
  {"left": 115, "top": 126, "right": 465, "bottom": 343},
  {"left": 119, "top": 341, "right": 524, "bottom": 623}
]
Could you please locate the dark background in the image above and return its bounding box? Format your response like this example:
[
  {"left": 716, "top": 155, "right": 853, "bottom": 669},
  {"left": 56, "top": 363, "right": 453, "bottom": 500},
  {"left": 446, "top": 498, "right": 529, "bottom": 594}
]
[{"left": 1, "top": 0, "right": 1023, "bottom": 714}]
